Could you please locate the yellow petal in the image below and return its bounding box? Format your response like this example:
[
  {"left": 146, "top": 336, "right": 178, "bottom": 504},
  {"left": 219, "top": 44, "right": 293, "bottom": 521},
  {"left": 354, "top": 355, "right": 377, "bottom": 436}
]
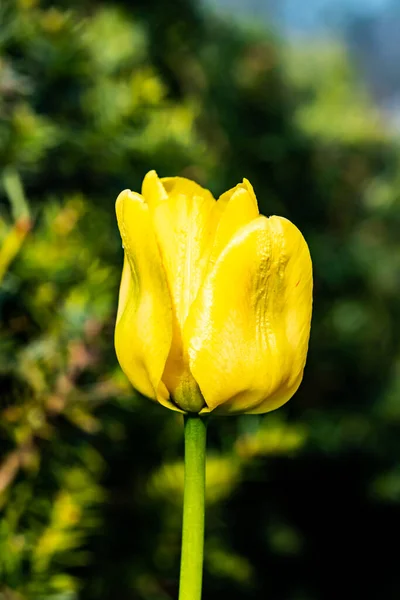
[
  {"left": 185, "top": 215, "right": 313, "bottom": 414},
  {"left": 242, "top": 178, "right": 258, "bottom": 206},
  {"left": 217, "top": 178, "right": 258, "bottom": 211},
  {"left": 141, "top": 170, "right": 168, "bottom": 207},
  {"left": 115, "top": 190, "right": 178, "bottom": 411},
  {"left": 116, "top": 253, "right": 132, "bottom": 326},
  {"left": 211, "top": 182, "right": 259, "bottom": 262},
  {"left": 152, "top": 189, "right": 216, "bottom": 327},
  {"left": 148, "top": 176, "right": 217, "bottom": 412},
  {"left": 160, "top": 176, "right": 216, "bottom": 201}
]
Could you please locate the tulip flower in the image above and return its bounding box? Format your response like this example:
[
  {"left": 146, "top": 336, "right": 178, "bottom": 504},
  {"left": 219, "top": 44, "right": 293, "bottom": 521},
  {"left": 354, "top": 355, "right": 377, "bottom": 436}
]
[
  {"left": 115, "top": 170, "right": 312, "bottom": 416},
  {"left": 114, "top": 171, "right": 312, "bottom": 600}
]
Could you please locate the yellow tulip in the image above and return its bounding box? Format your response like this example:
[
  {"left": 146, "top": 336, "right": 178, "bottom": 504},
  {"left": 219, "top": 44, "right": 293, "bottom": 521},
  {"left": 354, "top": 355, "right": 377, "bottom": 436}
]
[{"left": 115, "top": 171, "right": 312, "bottom": 415}]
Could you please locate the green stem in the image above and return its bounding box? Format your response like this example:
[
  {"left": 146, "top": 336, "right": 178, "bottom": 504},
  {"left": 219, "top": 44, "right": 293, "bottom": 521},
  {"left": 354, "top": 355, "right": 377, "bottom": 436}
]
[{"left": 178, "top": 414, "right": 207, "bottom": 600}]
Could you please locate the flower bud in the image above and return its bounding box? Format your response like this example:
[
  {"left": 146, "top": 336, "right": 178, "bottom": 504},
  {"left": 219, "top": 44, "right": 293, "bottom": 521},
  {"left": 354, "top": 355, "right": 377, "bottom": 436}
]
[{"left": 115, "top": 171, "right": 312, "bottom": 415}]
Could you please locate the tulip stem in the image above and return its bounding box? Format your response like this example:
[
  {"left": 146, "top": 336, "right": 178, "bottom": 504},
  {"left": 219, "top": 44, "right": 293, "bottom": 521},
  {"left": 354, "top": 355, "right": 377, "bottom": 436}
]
[{"left": 179, "top": 414, "right": 207, "bottom": 600}]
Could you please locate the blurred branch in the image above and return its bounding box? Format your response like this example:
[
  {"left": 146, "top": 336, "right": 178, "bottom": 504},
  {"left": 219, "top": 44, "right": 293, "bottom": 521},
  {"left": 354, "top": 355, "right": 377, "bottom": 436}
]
[
  {"left": 0, "top": 440, "right": 33, "bottom": 494},
  {"left": 2, "top": 168, "right": 30, "bottom": 223},
  {"left": 0, "top": 169, "right": 31, "bottom": 283}
]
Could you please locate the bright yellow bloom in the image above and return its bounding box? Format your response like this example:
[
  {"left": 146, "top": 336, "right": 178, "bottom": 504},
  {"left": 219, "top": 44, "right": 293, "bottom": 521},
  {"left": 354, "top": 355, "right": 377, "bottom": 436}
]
[{"left": 115, "top": 171, "right": 312, "bottom": 415}]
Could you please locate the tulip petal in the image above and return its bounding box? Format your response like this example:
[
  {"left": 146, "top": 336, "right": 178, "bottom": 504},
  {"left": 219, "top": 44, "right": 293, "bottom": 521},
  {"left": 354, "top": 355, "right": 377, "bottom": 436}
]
[
  {"left": 115, "top": 190, "right": 177, "bottom": 411},
  {"left": 151, "top": 177, "right": 217, "bottom": 326},
  {"left": 217, "top": 178, "right": 258, "bottom": 211},
  {"left": 211, "top": 183, "right": 259, "bottom": 262},
  {"left": 144, "top": 177, "right": 217, "bottom": 411},
  {"left": 161, "top": 176, "right": 215, "bottom": 201},
  {"left": 186, "top": 215, "right": 313, "bottom": 414},
  {"left": 141, "top": 170, "right": 168, "bottom": 207}
]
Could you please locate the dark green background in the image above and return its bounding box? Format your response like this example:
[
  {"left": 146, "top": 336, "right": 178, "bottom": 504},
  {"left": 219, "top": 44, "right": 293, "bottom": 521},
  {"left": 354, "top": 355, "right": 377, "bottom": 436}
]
[{"left": 1, "top": 1, "right": 400, "bottom": 598}]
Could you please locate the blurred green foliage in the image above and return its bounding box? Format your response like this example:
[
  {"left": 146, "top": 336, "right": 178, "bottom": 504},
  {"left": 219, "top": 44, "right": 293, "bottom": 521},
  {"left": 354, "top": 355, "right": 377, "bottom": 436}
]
[{"left": 1, "top": 0, "right": 400, "bottom": 599}]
